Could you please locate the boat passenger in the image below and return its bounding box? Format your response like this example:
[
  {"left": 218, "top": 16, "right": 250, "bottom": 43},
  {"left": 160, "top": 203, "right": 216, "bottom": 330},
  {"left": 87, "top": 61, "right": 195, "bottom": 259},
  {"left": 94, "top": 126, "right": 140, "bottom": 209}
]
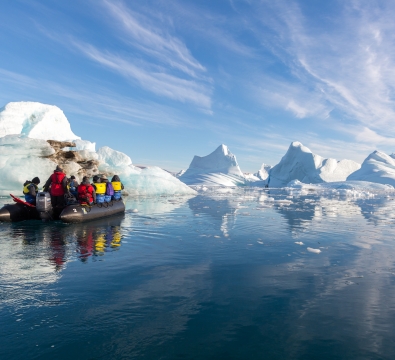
[
  {"left": 92, "top": 175, "right": 106, "bottom": 203},
  {"left": 111, "top": 175, "right": 124, "bottom": 200},
  {"left": 77, "top": 176, "right": 96, "bottom": 205},
  {"left": 69, "top": 175, "right": 79, "bottom": 198},
  {"left": 43, "top": 166, "right": 69, "bottom": 208},
  {"left": 23, "top": 177, "right": 40, "bottom": 205},
  {"left": 101, "top": 175, "right": 114, "bottom": 202}
]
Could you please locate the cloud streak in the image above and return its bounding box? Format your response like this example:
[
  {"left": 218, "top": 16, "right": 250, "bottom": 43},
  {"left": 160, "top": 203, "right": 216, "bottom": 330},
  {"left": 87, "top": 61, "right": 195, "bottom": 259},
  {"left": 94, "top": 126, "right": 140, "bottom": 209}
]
[
  {"left": 101, "top": 0, "right": 207, "bottom": 78},
  {"left": 243, "top": 0, "right": 395, "bottom": 140},
  {"left": 72, "top": 41, "right": 212, "bottom": 110}
]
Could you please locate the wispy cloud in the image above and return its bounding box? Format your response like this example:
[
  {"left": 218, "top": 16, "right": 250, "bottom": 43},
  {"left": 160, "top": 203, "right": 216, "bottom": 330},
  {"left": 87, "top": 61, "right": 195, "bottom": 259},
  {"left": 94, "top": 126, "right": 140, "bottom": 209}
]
[
  {"left": 72, "top": 41, "right": 212, "bottom": 109},
  {"left": 0, "top": 67, "right": 198, "bottom": 128},
  {"left": 244, "top": 0, "right": 395, "bottom": 140},
  {"left": 101, "top": 0, "right": 207, "bottom": 78}
]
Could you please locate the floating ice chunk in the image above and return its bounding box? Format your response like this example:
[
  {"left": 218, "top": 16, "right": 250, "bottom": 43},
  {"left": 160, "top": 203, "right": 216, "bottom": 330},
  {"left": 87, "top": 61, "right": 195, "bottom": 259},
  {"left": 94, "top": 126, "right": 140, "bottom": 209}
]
[
  {"left": 307, "top": 247, "right": 321, "bottom": 253},
  {"left": 131, "top": 209, "right": 138, "bottom": 213},
  {"left": 295, "top": 242, "right": 304, "bottom": 245}
]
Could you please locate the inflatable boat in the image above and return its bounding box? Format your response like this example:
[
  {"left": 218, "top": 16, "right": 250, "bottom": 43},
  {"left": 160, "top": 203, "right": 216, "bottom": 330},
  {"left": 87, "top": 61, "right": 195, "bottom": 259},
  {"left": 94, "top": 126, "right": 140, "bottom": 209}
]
[{"left": 0, "top": 192, "right": 125, "bottom": 223}]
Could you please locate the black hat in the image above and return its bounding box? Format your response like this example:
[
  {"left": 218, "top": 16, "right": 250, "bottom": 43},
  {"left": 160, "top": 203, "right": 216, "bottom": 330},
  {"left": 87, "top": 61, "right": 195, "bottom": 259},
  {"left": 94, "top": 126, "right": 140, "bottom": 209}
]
[
  {"left": 70, "top": 175, "right": 76, "bottom": 179},
  {"left": 32, "top": 177, "right": 40, "bottom": 184}
]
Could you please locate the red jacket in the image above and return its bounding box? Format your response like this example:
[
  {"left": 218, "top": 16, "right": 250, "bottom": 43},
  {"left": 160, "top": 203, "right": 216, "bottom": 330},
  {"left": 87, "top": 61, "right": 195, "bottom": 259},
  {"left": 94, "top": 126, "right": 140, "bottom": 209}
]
[
  {"left": 77, "top": 183, "right": 95, "bottom": 204},
  {"left": 50, "top": 171, "right": 66, "bottom": 196}
]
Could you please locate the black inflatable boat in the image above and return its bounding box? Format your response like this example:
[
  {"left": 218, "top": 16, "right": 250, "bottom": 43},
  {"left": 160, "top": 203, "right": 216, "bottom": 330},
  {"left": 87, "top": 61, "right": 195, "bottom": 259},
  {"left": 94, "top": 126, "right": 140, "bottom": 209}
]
[{"left": 0, "top": 192, "right": 125, "bottom": 223}]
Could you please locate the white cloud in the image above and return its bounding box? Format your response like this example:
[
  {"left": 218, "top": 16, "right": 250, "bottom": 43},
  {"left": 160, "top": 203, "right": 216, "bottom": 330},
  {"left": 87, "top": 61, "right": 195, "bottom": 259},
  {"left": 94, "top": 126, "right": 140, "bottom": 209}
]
[
  {"left": 101, "top": 0, "right": 207, "bottom": 78},
  {"left": 72, "top": 41, "right": 212, "bottom": 109},
  {"left": 244, "top": 0, "right": 395, "bottom": 136}
]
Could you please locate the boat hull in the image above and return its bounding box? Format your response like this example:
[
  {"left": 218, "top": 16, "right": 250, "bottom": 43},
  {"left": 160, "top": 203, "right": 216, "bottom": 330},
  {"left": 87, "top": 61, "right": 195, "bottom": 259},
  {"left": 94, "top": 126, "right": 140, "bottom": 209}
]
[
  {"left": 59, "top": 200, "right": 125, "bottom": 223},
  {"left": 0, "top": 203, "right": 40, "bottom": 222}
]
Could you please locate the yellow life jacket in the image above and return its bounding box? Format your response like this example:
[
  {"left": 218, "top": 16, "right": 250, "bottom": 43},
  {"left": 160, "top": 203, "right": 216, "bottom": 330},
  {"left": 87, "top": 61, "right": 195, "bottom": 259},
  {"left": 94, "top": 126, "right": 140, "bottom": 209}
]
[
  {"left": 112, "top": 181, "right": 122, "bottom": 191},
  {"left": 23, "top": 183, "right": 38, "bottom": 195},
  {"left": 94, "top": 182, "right": 106, "bottom": 195}
]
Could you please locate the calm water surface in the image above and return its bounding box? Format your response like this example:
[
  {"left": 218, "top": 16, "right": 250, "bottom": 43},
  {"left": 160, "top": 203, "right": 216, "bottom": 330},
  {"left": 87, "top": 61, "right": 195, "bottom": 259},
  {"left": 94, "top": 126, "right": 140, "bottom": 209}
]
[{"left": 1, "top": 188, "right": 395, "bottom": 359}]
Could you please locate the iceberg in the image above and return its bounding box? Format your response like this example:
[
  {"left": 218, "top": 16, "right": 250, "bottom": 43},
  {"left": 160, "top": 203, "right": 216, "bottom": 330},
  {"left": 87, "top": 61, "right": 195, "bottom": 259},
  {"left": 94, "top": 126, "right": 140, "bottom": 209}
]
[
  {"left": 179, "top": 144, "right": 246, "bottom": 186},
  {"left": 255, "top": 163, "right": 272, "bottom": 182},
  {"left": 268, "top": 142, "right": 361, "bottom": 187},
  {"left": 0, "top": 102, "right": 80, "bottom": 141},
  {"left": 347, "top": 151, "right": 395, "bottom": 187},
  {"left": 0, "top": 102, "right": 196, "bottom": 197}
]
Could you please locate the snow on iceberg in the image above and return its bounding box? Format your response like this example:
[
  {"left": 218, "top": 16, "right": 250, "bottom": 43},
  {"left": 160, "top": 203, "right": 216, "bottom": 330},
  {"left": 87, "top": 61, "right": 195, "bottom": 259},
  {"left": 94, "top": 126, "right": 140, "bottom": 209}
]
[
  {"left": 0, "top": 135, "right": 57, "bottom": 196},
  {"left": 179, "top": 144, "right": 246, "bottom": 186},
  {"left": 347, "top": 151, "right": 395, "bottom": 187},
  {"left": 0, "top": 102, "right": 80, "bottom": 141},
  {"left": 268, "top": 142, "right": 361, "bottom": 187}
]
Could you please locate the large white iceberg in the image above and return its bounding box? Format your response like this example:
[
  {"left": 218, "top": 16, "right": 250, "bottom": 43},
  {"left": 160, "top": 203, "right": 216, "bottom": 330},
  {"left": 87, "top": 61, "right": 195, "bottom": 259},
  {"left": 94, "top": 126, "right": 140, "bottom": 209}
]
[
  {"left": 0, "top": 102, "right": 80, "bottom": 141},
  {"left": 0, "top": 102, "right": 196, "bottom": 197},
  {"left": 347, "top": 151, "right": 395, "bottom": 187},
  {"left": 179, "top": 144, "right": 246, "bottom": 186},
  {"left": 268, "top": 142, "right": 361, "bottom": 187}
]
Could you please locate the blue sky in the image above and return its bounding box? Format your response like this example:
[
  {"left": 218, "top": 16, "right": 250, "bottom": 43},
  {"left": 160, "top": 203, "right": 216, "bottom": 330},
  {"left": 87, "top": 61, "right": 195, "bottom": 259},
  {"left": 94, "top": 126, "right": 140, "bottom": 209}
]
[{"left": 1, "top": 0, "right": 395, "bottom": 172}]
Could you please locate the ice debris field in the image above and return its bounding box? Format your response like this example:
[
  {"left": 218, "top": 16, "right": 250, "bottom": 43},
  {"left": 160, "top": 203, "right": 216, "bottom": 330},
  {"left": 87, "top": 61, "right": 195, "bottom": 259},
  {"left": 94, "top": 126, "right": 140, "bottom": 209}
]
[{"left": 1, "top": 101, "right": 395, "bottom": 198}]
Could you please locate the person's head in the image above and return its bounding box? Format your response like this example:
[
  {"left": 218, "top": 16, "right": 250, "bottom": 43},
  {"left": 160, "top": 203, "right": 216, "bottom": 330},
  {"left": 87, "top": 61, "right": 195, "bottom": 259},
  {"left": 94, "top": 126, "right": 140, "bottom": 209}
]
[
  {"left": 93, "top": 175, "right": 100, "bottom": 183},
  {"left": 101, "top": 175, "right": 108, "bottom": 182},
  {"left": 82, "top": 176, "right": 89, "bottom": 183},
  {"left": 70, "top": 175, "right": 76, "bottom": 180},
  {"left": 55, "top": 166, "right": 63, "bottom": 173},
  {"left": 111, "top": 175, "right": 120, "bottom": 182},
  {"left": 32, "top": 177, "right": 40, "bottom": 185}
]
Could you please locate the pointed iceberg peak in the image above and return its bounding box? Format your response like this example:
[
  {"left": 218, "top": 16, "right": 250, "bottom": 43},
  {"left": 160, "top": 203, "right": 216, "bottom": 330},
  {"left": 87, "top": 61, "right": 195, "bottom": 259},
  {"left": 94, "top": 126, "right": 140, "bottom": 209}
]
[
  {"left": 188, "top": 144, "right": 239, "bottom": 172},
  {"left": 179, "top": 144, "right": 245, "bottom": 186},
  {"left": 289, "top": 141, "right": 312, "bottom": 154},
  {"left": 214, "top": 144, "right": 230, "bottom": 156},
  {"left": 269, "top": 141, "right": 360, "bottom": 187}
]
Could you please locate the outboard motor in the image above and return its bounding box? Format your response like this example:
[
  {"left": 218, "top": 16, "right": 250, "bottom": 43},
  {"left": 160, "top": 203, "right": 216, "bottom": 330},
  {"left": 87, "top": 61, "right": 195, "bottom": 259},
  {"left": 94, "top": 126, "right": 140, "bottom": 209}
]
[{"left": 36, "top": 192, "right": 53, "bottom": 221}]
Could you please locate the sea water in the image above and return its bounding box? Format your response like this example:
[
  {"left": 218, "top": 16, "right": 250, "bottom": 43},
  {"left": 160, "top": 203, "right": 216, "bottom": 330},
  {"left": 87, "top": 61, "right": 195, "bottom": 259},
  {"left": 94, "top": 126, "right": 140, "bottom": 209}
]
[{"left": 1, "top": 188, "right": 395, "bottom": 359}]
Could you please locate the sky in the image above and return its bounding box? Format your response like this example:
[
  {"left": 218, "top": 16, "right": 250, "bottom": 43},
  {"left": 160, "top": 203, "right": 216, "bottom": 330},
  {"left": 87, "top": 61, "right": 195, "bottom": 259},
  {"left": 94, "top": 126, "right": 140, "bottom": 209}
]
[{"left": 1, "top": 0, "right": 395, "bottom": 173}]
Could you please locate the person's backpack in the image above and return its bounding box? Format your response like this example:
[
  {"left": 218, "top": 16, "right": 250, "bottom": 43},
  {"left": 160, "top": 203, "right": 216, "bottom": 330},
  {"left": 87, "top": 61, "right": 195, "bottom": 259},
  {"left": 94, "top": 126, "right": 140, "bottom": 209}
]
[{"left": 106, "top": 182, "right": 114, "bottom": 196}]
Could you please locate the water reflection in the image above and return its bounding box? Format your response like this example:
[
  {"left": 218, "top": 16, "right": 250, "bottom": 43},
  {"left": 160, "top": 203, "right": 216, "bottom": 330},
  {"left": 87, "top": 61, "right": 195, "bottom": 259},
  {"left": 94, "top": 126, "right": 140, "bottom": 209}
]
[{"left": 2, "top": 192, "right": 395, "bottom": 359}]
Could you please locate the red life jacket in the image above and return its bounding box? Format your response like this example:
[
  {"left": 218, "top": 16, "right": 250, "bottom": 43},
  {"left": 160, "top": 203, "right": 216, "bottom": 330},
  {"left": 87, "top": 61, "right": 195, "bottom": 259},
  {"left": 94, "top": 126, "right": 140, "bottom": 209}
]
[
  {"left": 50, "top": 171, "right": 66, "bottom": 196},
  {"left": 77, "top": 183, "right": 94, "bottom": 204}
]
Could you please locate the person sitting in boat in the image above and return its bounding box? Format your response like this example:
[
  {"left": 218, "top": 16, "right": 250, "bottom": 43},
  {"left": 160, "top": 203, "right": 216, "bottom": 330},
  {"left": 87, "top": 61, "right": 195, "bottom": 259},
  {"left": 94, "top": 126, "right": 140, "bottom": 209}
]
[
  {"left": 23, "top": 177, "right": 40, "bottom": 205},
  {"left": 43, "top": 166, "right": 69, "bottom": 208},
  {"left": 68, "top": 175, "right": 79, "bottom": 198},
  {"left": 100, "top": 175, "right": 114, "bottom": 202},
  {"left": 77, "top": 176, "right": 96, "bottom": 205},
  {"left": 92, "top": 175, "right": 106, "bottom": 203},
  {"left": 111, "top": 175, "right": 124, "bottom": 200}
]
